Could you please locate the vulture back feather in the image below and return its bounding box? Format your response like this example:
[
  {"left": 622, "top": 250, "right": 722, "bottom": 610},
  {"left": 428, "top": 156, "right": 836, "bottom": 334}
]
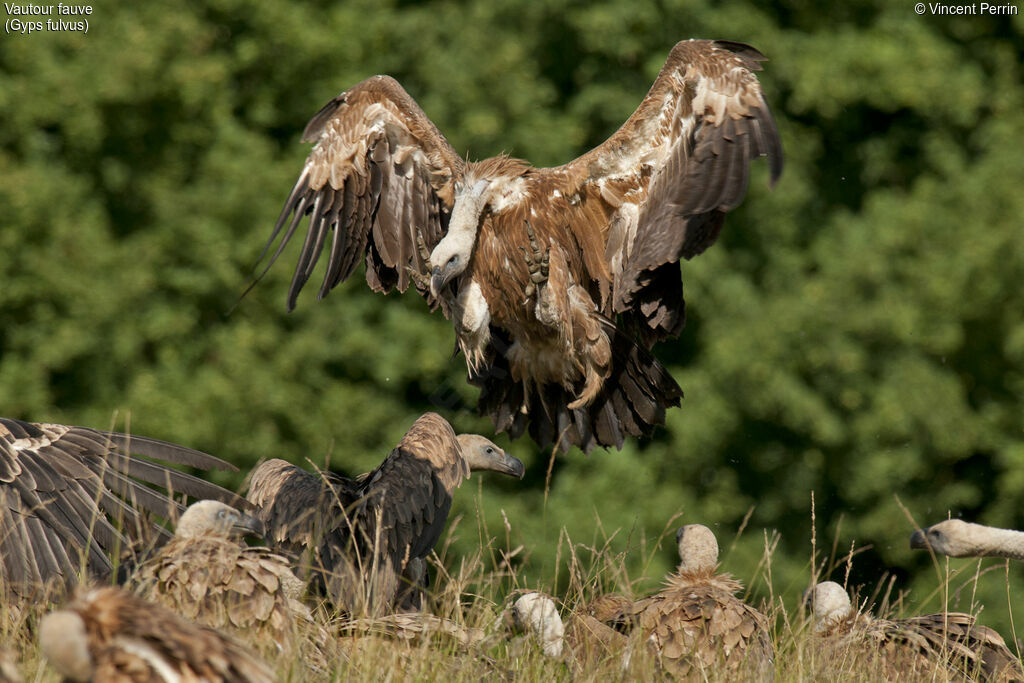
[
  {"left": 624, "top": 525, "right": 773, "bottom": 680},
  {"left": 0, "top": 417, "right": 243, "bottom": 599},
  {"left": 39, "top": 585, "right": 276, "bottom": 683},
  {"left": 131, "top": 500, "right": 324, "bottom": 664},
  {"left": 810, "top": 581, "right": 1023, "bottom": 681}
]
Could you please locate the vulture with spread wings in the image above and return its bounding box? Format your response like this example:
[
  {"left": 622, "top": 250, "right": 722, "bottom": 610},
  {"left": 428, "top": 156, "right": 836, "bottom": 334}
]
[
  {"left": 0, "top": 417, "right": 244, "bottom": 598},
  {"left": 246, "top": 412, "right": 524, "bottom": 615},
  {"left": 258, "top": 39, "right": 782, "bottom": 453}
]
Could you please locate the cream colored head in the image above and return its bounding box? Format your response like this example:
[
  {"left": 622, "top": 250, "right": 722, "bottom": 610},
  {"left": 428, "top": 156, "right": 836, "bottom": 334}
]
[
  {"left": 908, "top": 519, "right": 1024, "bottom": 559},
  {"left": 175, "top": 500, "right": 265, "bottom": 539},
  {"left": 456, "top": 434, "right": 525, "bottom": 479},
  {"left": 511, "top": 592, "right": 564, "bottom": 658},
  {"left": 676, "top": 524, "right": 719, "bottom": 573},
  {"left": 40, "top": 610, "right": 93, "bottom": 682},
  {"left": 811, "top": 581, "right": 852, "bottom": 630}
]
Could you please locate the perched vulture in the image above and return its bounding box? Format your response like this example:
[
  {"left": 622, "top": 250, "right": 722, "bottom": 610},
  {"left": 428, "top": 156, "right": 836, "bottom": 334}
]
[
  {"left": 131, "top": 500, "right": 322, "bottom": 662},
  {"left": 603, "top": 524, "right": 773, "bottom": 680},
  {"left": 257, "top": 39, "right": 783, "bottom": 453},
  {"left": 911, "top": 519, "right": 1024, "bottom": 561},
  {"left": 808, "top": 580, "right": 1023, "bottom": 681},
  {"left": 0, "top": 417, "right": 243, "bottom": 599},
  {"left": 247, "top": 412, "right": 524, "bottom": 615},
  {"left": 39, "top": 586, "right": 276, "bottom": 683}
]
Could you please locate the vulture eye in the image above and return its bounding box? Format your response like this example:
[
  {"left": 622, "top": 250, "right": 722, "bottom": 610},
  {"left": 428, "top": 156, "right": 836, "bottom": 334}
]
[
  {"left": 216, "top": 509, "right": 227, "bottom": 520},
  {"left": 447, "top": 255, "right": 459, "bottom": 267},
  {"left": 485, "top": 447, "right": 494, "bottom": 455}
]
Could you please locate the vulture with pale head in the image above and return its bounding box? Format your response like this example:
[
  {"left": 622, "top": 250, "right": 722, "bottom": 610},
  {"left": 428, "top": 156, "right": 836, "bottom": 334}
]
[
  {"left": 131, "top": 500, "right": 322, "bottom": 661},
  {"left": 593, "top": 524, "right": 773, "bottom": 680},
  {"left": 246, "top": 412, "right": 524, "bottom": 615},
  {"left": 39, "top": 586, "right": 275, "bottom": 683},
  {"left": 808, "top": 580, "right": 1022, "bottom": 681},
  {"left": 911, "top": 519, "right": 1024, "bottom": 562},
  {"left": 256, "top": 39, "right": 782, "bottom": 453},
  {"left": 504, "top": 591, "right": 634, "bottom": 673},
  {"left": 0, "top": 417, "right": 242, "bottom": 599}
]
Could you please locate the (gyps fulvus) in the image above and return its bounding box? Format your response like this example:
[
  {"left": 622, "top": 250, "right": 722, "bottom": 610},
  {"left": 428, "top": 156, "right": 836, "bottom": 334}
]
[
  {"left": 247, "top": 412, "right": 524, "bottom": 615},
  {"left": 256, "top": 39, "right": 782, "bottom": 453},
  {"left": 0, "top": 417, "right": 243, "bottom": 599},
  {"left": 39, "top": 586, "right": 275, "bottom": 683},
  {"left": 910, "top": 519, "right": 1024, "bottom": 561},
  {"left": 808, "top": 580, "right": 1023, "bottom": 681},
  {"left": 132, "top": 500, "right": 320, "bottom": 660}
]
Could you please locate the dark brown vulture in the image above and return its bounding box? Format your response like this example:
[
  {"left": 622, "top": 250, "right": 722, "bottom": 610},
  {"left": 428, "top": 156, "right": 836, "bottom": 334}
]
[
  {"left": 39, "top": 586, "right": 276, "bottom": 683},
  {"left": 131, "top": 500, "right": 324, "bottom": 663},
  {"left": 809, "top": 580, "right": 1023, "bottom": 681},
  {"left": 910, "top": 519, "right": 1024, "bottom": 561},
  {"left": 257, "top": 39, "right": 783, "bottom": 453},
  {"left": 246, "top": 412, "right": 524, "bottom": 615},
  {"left": 0, "top": 417, "right": 243, "bottom": 599}
]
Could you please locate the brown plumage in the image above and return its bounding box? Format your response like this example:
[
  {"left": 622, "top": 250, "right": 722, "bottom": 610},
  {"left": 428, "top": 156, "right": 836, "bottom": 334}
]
[
  {"left": 39, "top": 585, "right": 276, "bottom": 682},
  {"left": 131, "top": 500, "right": 321, "bottom": 662},
  {"left": 246, "top": 412, "right": 524, "bottom": 615},
  {"left": 611, "top": 525, "right": 773, "bottom": 680},
  {"left": 810, "top": 581, "right": 1023, "bottom": 681},
  {"left": 506, "top": 592, "right": 632, "bottom": 671},
  {"left": 257, "top": 39, "right": 782, "bottom": 453},
  {"left": 0, "top": 417, "right": 243, "bottom": 599}
]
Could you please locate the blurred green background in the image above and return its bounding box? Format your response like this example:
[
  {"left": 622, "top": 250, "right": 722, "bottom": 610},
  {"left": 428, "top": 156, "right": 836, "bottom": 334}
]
[{"left": 2, "top": 0, "right": 1022, "bottom": 635}]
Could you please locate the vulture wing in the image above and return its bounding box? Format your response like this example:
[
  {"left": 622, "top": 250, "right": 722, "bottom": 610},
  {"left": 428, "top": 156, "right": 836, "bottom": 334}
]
[
  {"left": 0, "top": 417, "right": 241, "bottom": 597},
  {"left": 246, "top": 413, "right": 468, "bottom": 614},
  {"left": 258, "top": 75, "right": 466, "bottom": 308},
  {"left": 563, "top": 39, "right": 782, "bottom": 346}
]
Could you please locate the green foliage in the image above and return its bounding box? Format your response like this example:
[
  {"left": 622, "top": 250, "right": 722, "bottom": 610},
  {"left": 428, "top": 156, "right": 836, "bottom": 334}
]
[{"left": 2, "top": 0, "right": 1022, "bottom": 639}]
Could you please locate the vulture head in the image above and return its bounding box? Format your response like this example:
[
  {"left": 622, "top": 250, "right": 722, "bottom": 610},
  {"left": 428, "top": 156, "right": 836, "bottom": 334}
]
[
  {"left": 175, "top": 500, "right": 265, "bottom": 540},
  {"left": 508, "top": 592, "right": 565, "bottom": 658},
  {"left": 456, "top": 434, "right": 525, "bottom": 479},
  {"left": 909, "top": 519, "right": 978, "bottom": 558},
  {"left": 808, "top": 581, "right": 853, "bottom": 632},
  {"left": 675, "top": 524, "right": 719, "bottom": 574},
  {"left": 39, "top": 609, "right": 93, "bottom": 682},
  {"left": 429, "top": 179, "right": 491, "bottom": 298}
]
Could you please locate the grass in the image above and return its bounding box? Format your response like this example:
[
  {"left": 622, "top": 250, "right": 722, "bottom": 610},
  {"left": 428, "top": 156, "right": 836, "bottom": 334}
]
[{"left": 2, "top": 499, "right": 1022, "bottom": 682}]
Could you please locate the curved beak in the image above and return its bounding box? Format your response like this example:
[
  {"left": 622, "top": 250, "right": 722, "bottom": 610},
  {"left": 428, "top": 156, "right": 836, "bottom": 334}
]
[
  {"left": 497, "top": 452, "right": 526, "bottom": 479},
  {"left": 430, "top": 266, "right": 445, "bottom": 299},
  {"left": 909, "top": 528, "right": 928, "bottom": 550},
  {"left": 232, "top": 512, "right": 266, "bottom": 539}
]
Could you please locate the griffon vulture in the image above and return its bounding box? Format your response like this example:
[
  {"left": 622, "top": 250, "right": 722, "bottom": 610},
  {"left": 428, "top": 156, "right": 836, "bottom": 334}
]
[
  {"left": 600, "top": 524, "right": 773, "bottom": 680},
  {"left": 39, "top": 586, "right": 275, "bottom": 683},
  {"left": 256, "top": 39, "right": 782, "bottom": 453},
  {"left": 131, "top": 500, "right": 322, "bottom": 661},
  {"left": 0, "top": 417, "right": 242, "bottom": 598},
  {"left": 808, "top": 580, "right": 1022, "bottom": 681},
  {"left": 911, "top": 519, "right": 1024, "bottom": 562},
  {"left": 247, "top": 412, "right": 524, "bottom": 615},
  {"left": 504, "top": 591, "right": 634, "bottom": 673}
]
